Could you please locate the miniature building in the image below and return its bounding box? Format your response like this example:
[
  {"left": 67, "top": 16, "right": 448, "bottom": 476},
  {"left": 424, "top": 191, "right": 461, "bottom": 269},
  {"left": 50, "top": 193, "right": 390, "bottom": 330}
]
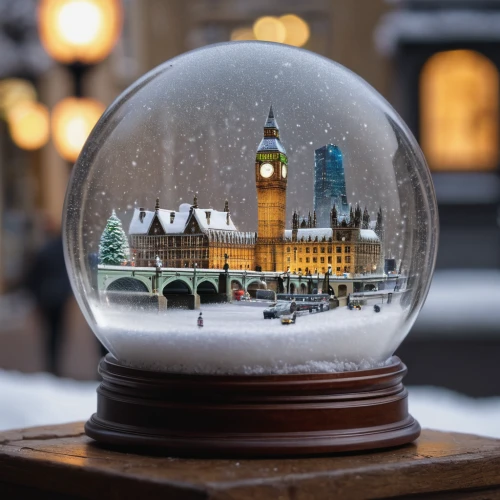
[
  {"left": 314, "top": 144, "right": 349, "bottom": 227},
  {"left": 128, "top": 107, "right": 382, "bottom": 276},
  {"left": 129, "top": 198, "right": 255, "bottom": 269}
]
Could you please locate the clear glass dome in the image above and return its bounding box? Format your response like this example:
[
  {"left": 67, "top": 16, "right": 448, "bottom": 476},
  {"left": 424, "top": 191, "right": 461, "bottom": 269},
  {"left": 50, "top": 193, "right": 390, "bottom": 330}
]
[{"left": 64, "top": 41, "right": 438, "bottom": 375}]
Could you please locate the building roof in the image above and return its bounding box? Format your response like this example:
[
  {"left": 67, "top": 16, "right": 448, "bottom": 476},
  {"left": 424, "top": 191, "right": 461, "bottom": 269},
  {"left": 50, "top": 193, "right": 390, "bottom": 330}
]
[
  {"left": 129, "top": 206, "right": 237, "bottom": 235},
  {"left": 264, "top": 105, "right": 278, "bottom": 129},
  {"left": 359, "top": 229, "right": 380, "bottom": 242},
  {"left": 257, "top": 137, "right": 287, "bottom": 154},
  {"left": 284, "top": 228, "right": 333, "bottom": 241},
  {"left": 283, "top": 227, "right": 380, "bottom": 242}
]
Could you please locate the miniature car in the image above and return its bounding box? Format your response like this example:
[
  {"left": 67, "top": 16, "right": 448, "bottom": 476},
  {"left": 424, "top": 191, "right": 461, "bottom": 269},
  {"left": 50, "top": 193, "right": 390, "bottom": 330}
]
[
  {"left": 281, "top": 312, "right": 297, "bottom": 325},
  {"left": 263, "top": 301, "right": 296, "bottom": 319}
]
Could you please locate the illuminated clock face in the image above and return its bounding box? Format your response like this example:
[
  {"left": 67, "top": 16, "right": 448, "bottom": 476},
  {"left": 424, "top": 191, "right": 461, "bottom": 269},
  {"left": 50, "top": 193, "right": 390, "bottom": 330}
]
[
  {"left": 260, "top": 163, "right": 274, "bottom": 178},
  {"left": 282, "top": 164, "right": 287, "bottom": 178}
]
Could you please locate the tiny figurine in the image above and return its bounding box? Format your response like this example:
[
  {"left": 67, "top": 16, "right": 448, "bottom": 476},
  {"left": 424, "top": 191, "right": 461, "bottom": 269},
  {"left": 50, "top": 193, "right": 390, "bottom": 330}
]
[{"left": 197, "top": 312, "right": 203, "bottom": 328}]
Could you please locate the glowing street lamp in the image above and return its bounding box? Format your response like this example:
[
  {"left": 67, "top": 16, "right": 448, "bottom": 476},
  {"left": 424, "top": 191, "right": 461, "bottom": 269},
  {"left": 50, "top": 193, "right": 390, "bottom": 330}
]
[
  {"left": 7, "top": 101, "right": 50, "bottom": 151},
  {"left": 51, "top": 97, "right": 104, "bottom": 162},
  {"left": 38, "top": 0, "right": 123, "bottom": 65}
]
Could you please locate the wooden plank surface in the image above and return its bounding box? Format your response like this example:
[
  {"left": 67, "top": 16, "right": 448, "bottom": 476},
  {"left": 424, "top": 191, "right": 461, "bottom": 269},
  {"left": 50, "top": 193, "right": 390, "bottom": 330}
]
[{"left": 0, "top": 423, "right": 500, "bottom": 499}]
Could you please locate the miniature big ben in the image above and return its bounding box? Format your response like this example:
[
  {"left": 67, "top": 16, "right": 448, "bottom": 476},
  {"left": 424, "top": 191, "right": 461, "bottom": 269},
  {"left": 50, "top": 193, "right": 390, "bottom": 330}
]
[{"left": 255, "top": 106, "right": 288, "bottom": 271}]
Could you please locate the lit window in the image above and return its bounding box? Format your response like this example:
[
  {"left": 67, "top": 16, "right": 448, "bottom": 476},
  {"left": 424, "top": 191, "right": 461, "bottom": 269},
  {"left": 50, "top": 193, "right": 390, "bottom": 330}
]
[{"left": 420, "top": 50, "right": 498, "bottom": 171}]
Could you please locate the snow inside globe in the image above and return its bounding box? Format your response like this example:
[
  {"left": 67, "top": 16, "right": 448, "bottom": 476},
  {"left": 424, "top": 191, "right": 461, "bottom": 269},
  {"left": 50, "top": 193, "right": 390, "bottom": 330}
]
[{"left": 64, "top": 41, "right": 438, "bottom": 375}]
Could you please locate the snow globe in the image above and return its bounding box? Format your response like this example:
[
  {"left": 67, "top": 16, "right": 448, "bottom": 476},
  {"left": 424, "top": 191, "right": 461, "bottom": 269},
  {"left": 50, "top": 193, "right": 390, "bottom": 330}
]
[{"left": 64, "top": 41, "right": 438, "bottom": 455}]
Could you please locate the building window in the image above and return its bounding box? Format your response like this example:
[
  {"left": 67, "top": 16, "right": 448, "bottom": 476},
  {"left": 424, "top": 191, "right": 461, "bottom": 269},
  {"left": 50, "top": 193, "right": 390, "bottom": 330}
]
[
  {"left": 420, "top": 49, "right": 499, "bottom": 171},
  {"left": 337, "top": 256, "right": 341, "bottom": 264},
  {"left": 313, "top": 247, "right": 318, "bottom": 253},
  {"left": 313, "top": 257, "right": 317, "bottom": 263},
  {"left": 345, "top": 256, "right": 351, "bottom": 263},
  {"left": 287, "top": 257, "right": 290, "bottom": 262},
  {"left": 336, "top": 246, "right": 341, "bottom": 253},
  {"left": 306, "top": 247, "right": 310, "bottom": 253},
  {"left": 327, "top": 246, "right": 332, "bottom": 253},
  {"left": 345, "top": 246, "right": 350, "bottom": 253},
  {"left": 306, "top": 257, "right": 310, "bottom": 263},
  {"left": 299, "top": 247, "right": 302, "bottom": 253},
  {"left": 321, "top": 247, "right": 325, "bottom": 253},
  {"left": 287, "top": 246, "right": 290, "bottom": 252},
  {"left": 336, "top": 267, "right": 341, "bottom": 272},
  {"left": 320, "top": 257, "right": 325, "bottom": 263},
  {"left": 328, "top": 256, "right": 332, "bottom": 264},
  {"left": 299, "top": 258, "right": 302, "bottom": 263}
]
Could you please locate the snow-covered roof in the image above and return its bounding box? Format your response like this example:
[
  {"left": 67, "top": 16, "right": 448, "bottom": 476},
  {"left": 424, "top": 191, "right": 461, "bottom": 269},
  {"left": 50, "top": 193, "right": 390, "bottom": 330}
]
[
  {"left": 284, "top": 228, "right": 333, "bottom": 241},
  {"left": 193, "top": 208, "right": 237, "bottom": 231},
  {"left": 359, "top": 229, "right": 379, "bottom": 242},
  {"left": 129, "top": 206, "right": 237, "bottom": 235},
  {"left": 257, "top": 137, "right": 287, "bottom": 154}
]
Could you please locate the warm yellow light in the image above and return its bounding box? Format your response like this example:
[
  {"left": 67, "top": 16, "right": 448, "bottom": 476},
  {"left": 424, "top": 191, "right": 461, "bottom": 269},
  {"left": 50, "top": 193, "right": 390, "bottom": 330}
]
[
  {"left": 253, "top": 16, "right": 286, "bottom": 43},
  {"left": 420, "top": 50, "right": 498, "bottom": 171},
  {"left": 38, "top": 0, "right": 122, "bottom": 64},
  {"left": 230, "top": 27, "right": 256, "bottom": 41},
  {"left": 279, "top": 14, "right": 310, "bottom": 47},
  {"left": 52, "top": 97, "right": 105, "bottom": 162},
  {"left": 0, "top": 79, "right": 38, "bottom": 118},
  {"left": 7, "top": 101, "right": 50, "bottom": 150}
]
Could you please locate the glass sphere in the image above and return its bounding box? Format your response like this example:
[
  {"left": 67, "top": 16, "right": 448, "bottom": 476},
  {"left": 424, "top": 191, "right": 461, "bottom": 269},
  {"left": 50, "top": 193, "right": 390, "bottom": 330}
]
[{"left": 64, "top": 42, "right": 438, "bottom": 375}]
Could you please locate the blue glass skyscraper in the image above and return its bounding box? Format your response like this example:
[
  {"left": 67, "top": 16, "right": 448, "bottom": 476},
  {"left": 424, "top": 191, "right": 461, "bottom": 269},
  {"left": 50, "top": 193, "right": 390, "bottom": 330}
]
[{"left": 314, "top": 144, "right": 348, "bottom": 227}]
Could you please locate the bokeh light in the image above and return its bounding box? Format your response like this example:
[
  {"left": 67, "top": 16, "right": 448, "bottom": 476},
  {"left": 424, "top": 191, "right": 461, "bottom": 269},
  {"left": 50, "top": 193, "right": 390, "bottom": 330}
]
[
  {"left": 7, "top": 101, "right": 50, "bottom": 151},
  {"left": 280, "top": 14, "right": 310, "bottom": 47},
  {"left": 253, "top": 16, "right": 286, "bottom": 43},
  {"left": 0, "top": 79, "right": 38, "bottom": 118},
  {"left": 38, "top": 0, "right": 123, "bottom": 64},
  {"left": 52, "top": 97, "right": 105, "bottom": 162},
  {"left": 230, "top": 27, "right": 256, "bottom": 42}
]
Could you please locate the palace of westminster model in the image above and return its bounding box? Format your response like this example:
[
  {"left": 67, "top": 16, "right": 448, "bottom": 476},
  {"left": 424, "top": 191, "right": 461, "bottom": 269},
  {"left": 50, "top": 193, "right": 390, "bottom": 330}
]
[{"left": 126, "top": 106, "right": 382, "bottom": 277}]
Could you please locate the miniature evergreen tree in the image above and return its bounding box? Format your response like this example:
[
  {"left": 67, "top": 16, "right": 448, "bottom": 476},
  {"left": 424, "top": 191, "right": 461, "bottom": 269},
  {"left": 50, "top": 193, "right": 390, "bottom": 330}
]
[{"left": 99, "top": 210, "right": 130, "bottom": 265}]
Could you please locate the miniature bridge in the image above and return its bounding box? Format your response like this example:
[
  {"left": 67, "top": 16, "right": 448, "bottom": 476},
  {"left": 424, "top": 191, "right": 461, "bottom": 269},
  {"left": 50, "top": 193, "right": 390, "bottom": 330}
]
[{"left": 97, "top": 265, "right": 390, "bottom": 310}]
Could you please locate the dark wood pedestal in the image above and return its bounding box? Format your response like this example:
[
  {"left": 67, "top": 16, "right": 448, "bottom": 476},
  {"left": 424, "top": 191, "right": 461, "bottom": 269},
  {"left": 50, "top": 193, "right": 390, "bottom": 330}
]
[
  {"left": 1, "top": 423, "right": 500, "bottom": 499},
  {"left": 84, "top": 354, "right": 420, "bottom": 456}
]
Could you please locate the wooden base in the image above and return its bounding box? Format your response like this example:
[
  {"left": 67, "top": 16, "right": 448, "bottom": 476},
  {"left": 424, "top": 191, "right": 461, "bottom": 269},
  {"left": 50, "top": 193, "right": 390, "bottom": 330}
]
[{"left": 85, "top": 354, "right": 420, "bottom": 457}]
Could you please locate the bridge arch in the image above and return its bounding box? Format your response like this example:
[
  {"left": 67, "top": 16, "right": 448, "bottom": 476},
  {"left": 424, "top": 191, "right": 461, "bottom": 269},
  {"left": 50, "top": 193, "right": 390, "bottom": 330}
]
[
  {"left": 197, "top": 280, "right": 218, "bottom": 294},
  {"left": 105, "top": 277, "right": 152, "bottom": 308},
  {"left": 160, "top": 276, "right": 194, "bottom": 295},
  {"left": 105, "top": 275, "right": 152, "bottom": 293},
  {"left": 230, "top": 278, "right": 243, "bottom": 290}
]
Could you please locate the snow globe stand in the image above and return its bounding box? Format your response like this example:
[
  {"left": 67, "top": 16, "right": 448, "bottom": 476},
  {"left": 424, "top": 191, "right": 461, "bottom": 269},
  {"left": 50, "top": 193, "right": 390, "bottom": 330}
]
[{"left": 85, "top": 354, "right": 420, "bottom": 456}]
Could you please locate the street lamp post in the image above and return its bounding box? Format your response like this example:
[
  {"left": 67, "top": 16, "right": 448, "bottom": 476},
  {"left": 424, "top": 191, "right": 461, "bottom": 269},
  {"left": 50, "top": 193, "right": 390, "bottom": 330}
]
[
  {"left": 286, "top": 267, "right": 290, "bottom": 294},
  {"left": 224, "top": 253, "right": 231, "bottom": 302},
  {"left": 38, "top": 0, "right": 123, "bottom": 163},
  {"left": 327, "top": 264, "right": 331, "bottom": 296}
]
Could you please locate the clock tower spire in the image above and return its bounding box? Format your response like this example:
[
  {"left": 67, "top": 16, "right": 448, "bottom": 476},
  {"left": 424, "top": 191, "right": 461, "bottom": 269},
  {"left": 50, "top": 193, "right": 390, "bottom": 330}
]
[{"left": 255, "top": 105, "right": 288, "bottom": 272}]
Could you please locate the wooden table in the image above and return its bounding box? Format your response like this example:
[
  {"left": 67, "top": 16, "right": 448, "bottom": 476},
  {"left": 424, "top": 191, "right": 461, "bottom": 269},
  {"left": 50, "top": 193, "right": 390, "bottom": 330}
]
[{"left": 1, "top": 423, "right": 500, "bottom": 499}]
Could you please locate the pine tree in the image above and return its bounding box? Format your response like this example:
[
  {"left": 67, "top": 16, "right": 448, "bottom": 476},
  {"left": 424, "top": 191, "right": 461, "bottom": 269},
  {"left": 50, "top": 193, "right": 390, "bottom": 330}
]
[{"left": 99, "top": 210, "right": 130, "bottom": 265}]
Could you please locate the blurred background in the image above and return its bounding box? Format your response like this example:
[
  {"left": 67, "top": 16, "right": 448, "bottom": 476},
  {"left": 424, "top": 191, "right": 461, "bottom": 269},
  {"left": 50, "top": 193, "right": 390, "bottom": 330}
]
[{"left": 0, "top": 0, "right": 499, "bottom": 433}]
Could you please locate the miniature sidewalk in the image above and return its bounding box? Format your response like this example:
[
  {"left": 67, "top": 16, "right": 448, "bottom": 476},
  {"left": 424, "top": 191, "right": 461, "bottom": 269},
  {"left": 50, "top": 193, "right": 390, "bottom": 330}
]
[{"left": 0, "top": 423, "right": 500, "bottom": 499}]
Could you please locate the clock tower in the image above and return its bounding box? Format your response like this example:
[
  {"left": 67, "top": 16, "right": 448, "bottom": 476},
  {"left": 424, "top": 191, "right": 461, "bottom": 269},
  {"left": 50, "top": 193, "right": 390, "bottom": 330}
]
[{"left": 255, "top": 105, "right": 288, "bottom": 272}]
